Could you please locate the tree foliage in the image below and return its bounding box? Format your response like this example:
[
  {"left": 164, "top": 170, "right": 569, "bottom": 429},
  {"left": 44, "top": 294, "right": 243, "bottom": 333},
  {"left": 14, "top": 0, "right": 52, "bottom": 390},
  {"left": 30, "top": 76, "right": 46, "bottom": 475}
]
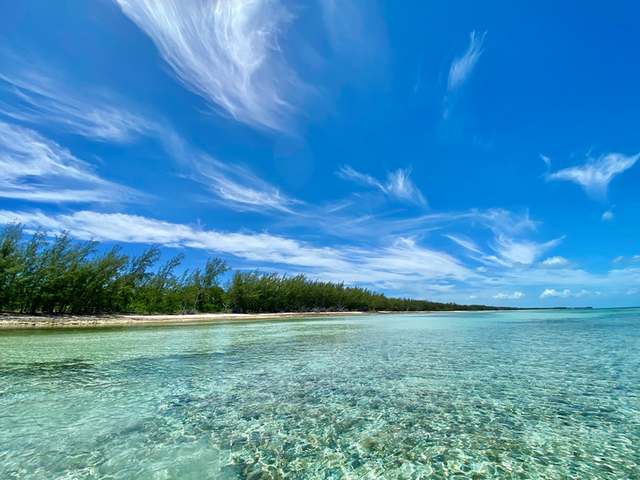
[
  {"left": 0, "top": 226, "right": 499, "bottom": 315},
  {"left": 0, "top": 226, "right": 228, "bottom": 314}
]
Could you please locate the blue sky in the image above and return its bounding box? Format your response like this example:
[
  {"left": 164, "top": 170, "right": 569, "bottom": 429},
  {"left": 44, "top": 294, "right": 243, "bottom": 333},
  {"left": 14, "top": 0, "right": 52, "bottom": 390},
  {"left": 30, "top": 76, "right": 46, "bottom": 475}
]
[{"left": 1, "top": 0, "right": 639, "bottom": 307}]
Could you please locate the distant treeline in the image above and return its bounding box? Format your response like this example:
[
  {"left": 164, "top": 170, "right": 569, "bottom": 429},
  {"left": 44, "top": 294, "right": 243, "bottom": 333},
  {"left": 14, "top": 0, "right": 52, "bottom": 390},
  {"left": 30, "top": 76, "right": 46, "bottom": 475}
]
[{"left": 0, "top": 226, "right": 501, "bottom": 315}]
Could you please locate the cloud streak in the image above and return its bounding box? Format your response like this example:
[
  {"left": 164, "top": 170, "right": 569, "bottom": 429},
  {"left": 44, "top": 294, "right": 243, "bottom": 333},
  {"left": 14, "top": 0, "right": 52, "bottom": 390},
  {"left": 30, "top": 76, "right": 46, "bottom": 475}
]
[
  {"left": 191, "top": 153, "right": 299, "bottom": 213},
  {"left": 337, "top": 165, "right": 426, "bottom": 206},
  {"left": 0, "top": 62, "right": 152, "bottom": 143},
  {"left": 0, "top": 61, "right": 294, "bottom": 212},
  {"left": 0, "top": 209, "right": 475, "bottom": 287},
  {"left": 158, "top": 131, "right": 299, "bottom": 213},
  {"left": 0, "top": 121, "right": 140, "bottom": 204},
  {"left": 2, "top": 206, "right": 636, "bottom": 305},
  {"left": 444, "top": 234, "right": 483, "bottom": 254},
  {"left": 116, "top": 0, "right": 307, "bottom": 133},
  {"left": 491, "top": 235, "right": 562, "bottom": 266},
  {"left": 447, "top": 30, "right": 486, "bottom": 91},
  {"left": 547, "top": 152, "right": 639, "bottom": 199}
]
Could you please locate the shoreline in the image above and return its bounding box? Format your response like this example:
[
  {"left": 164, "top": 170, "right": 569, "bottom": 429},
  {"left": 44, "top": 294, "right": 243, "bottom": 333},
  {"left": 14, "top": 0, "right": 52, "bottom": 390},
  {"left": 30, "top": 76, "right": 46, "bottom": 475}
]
[
  {"left": 0, "top": 310, "right": 499, "bottom": 330},
  {"left": 0, "top": 311, "right": 373, "bottom": 329},
  {"left": 0, "top": 308, "right": 573, "bottom": 330}
]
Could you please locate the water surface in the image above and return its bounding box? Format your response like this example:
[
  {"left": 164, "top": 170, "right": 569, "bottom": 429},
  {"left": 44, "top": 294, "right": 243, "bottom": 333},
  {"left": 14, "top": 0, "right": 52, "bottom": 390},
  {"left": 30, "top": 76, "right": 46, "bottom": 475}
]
[{"left": 1, "top": 309, "right": 639, "bottom": 478}]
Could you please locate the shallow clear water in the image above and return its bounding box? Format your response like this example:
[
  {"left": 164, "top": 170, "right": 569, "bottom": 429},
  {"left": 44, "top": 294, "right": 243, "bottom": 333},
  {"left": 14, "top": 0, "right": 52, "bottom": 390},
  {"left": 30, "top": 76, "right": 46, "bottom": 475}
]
[{"left": 1, "top": 309, "right": 639, "bottom": 479}]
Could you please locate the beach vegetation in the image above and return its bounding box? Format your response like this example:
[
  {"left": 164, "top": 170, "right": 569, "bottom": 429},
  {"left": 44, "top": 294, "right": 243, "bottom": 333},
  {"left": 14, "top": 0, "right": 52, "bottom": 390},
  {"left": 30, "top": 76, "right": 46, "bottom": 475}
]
[{"left": 0, "top": 226, "right": 498, "bottom": 315}]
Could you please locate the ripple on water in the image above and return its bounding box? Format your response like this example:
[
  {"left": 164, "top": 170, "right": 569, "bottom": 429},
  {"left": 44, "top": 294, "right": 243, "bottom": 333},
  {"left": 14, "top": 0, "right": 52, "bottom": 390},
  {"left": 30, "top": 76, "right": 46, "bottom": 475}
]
[{"left": 1, "top": 310, "right": 640, "bottom": 479}]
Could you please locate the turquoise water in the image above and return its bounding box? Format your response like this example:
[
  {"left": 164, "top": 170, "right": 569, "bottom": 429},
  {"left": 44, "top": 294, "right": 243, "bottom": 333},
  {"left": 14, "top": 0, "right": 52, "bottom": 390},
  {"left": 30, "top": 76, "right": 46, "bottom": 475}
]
[{"left": 1, "top": 310, "right": 639, "bottom": 479}]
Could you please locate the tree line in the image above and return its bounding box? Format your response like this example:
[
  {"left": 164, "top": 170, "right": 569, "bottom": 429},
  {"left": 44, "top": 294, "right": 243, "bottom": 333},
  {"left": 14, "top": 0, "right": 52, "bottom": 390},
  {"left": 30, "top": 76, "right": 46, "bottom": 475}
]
[{"left": 0, "top": 226, "right": 500, "bottom": 315}]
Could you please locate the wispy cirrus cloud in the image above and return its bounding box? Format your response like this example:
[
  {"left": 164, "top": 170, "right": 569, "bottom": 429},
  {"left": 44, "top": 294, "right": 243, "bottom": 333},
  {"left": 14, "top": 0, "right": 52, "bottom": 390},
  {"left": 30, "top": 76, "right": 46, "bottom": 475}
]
[
  {"left": 444, "top": 234, "right": 483, "bottom": 254},
  {"left": 158, "top": 132, "right": 299, "bottom": 213},
  {"left": 115, "top": 0, "right": 308, "bottom": 133},
  {"left": 337, "top": 165, "right": 426, "bottom": 206},
  {"left": 540, "top": 154, "right": 552, "bottom": 168},
  {"left": 0, "top": 69, "right": 293, "bottom": 212},
  {"left": 190, "top": 153, "right": 299, "bottom": 213},
  {"left": 0, "top": 121, "right": 141, "bottom": 204},
  {"left": 0, "top": 209, "right": 344, "bottom": 270},
  {"left": 4, "top": 68, "right": 297, "bottom": 212},
  {"left": 447, "top": 30, "right": 486, "bottom": 91},
  {"left": 0, "top": 58, "right": 152, "bottom": 143},
  {"left": 352, "top": 237, "right": 474, "bottom": 283},
  {"left": 491, "top": 235, "right": 563, "bottom": 266},
  {"left": 475, "top": 208, "right": 537, "bottom": 236},
  {"left": 435, "top": 210, "right": 553, "bottom": 267},
  {"left": 547, "top": 152, "right": 639, "bottom": 200},
  {"left": 611, "top": 255, "right": 640, "bottom": 265},
  {"left": 0, "top": 209, "right": 475, "bottom": 286},
  {"left": 3, "top": 206, "right": 636, "bottom": 305}
]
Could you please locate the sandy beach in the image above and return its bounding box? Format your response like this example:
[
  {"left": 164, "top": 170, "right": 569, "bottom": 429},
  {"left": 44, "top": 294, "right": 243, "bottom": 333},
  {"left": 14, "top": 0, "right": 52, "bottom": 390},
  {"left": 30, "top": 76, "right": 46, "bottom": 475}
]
[{"left": 0, "top": 311, "right": 370, "bottom": 329}]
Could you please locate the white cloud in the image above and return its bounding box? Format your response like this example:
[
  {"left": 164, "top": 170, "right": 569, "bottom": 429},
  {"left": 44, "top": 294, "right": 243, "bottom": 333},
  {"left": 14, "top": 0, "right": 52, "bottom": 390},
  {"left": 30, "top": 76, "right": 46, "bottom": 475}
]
[
  {"left": 445, "top": 234, "right": 483, "bottom": 254},
  {"left": 0, "top": 121, "right": 140, "bottom": 203},
  {"left": 610, "top": 255, "right": 640, "bottom": 265},
  {"left": 0, "top": 63, "right": 152, "bottom": 143},
  {"left": 385, "top": 169, "right": 426, "bottom": 206},
  {"left": 601, "top": 209, "right": 614, "bottom": 221},
  {"left": 475, "top": 208, "right": 538, "bottom": 236},
  {"left": 0, "top": 51, "right": 295, "bottom": 212},
  {"left": 0, "top": 56, "right": 291, "bottom": 213},
  {"left": 337, "top": 165, "right": 384, "bottom": 190},
  {"left": 447, "top": 30, "right": 486, "bottom": 91},
  {"left": 0, "top": 209, "right": 474, "bottom": 286},
  {"left": 115, "top": 0, "right": 308, "bottom": 133},
  {"left": 0, "top": 209, "right": 353, "bottom": 270},
  {"left": 2, "top": 206, "right": 638, "bottom": 304},
  {"left": 539, "top": 288, "right": 591, "bottom": 299},
  {"left": 337, "top": 165, "right": 426, "bottom": 206},
  {"left": 463, "top": 262, "right": 640, "bottom": 304},
  {"left": 157, "top": 131, "right": 299, "bottom": 213},
  {"left": 540, "top": 288, "right": 571, "bottom": 299},
  {"left": 492, "top": 235, "right": 562, "bottom": 266},
  {"left": 547, "top": 152, "right": 639, "bottom": 199},
  {"left": 190, "top": 152, "right": 298, "bottom": 213},
  {"left": 540, "top": 154, "right": 551, "bottom": 168},
  {"left": 541, "top": 256, "right": 569, "bottom": 267},
  {"left": 353, "top": 237, "right": 474, "bottom": 282},
  {"left": 493, "top": 291, "right": 524, "bottom": 300}
]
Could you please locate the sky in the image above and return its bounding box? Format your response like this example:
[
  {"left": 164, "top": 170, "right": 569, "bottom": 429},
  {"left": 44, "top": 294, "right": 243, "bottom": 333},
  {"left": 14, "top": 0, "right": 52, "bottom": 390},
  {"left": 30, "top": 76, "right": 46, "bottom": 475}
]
[{"left": 0, "top": 0, "right": 639, "bottom": 308}]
